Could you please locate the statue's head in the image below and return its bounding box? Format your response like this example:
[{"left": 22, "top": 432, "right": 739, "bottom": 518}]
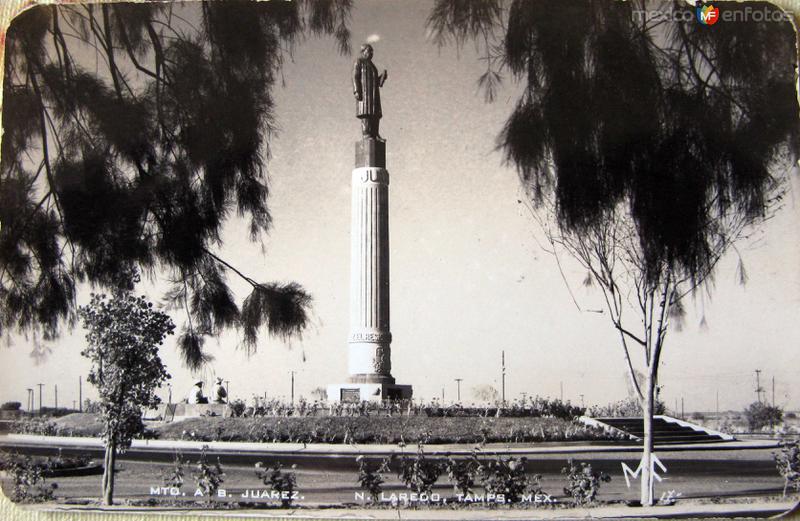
[{"left": 360, "top": 44, "right": 374, "bottom": 59}]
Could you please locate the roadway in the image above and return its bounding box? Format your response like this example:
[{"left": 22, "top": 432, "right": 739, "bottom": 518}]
[{"left": 0, "top": 435, "right": 787, "bottom": 507}]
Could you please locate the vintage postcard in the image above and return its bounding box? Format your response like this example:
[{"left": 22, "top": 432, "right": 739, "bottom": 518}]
[{"left": 0, "top": 0, "right": 799, "bottom": 519}]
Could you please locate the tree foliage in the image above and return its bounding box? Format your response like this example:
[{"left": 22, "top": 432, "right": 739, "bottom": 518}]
[
  {"left": 472, "top": 384, "right": 499, "bottom": 403},
  {"left": 744, "top": 401, "right": 783, "bottom": 431},
  {"left": 429, "top": 0, "right": 798, "bottom": 284},
  {"left": 80, "top": 287, "right": 173, "bottom": 448},
  {"left": 1, "top": 1, "right": 352, "bottom": 367}
]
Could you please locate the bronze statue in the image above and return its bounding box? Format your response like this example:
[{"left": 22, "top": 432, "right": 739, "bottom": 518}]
[{"left": 353, "top": 44, "right": 388, "bottom": 139}]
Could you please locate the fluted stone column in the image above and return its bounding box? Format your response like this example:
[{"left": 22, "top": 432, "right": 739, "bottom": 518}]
[
  {"left": 327, "top": 138, "right": 412, "bottom": 402},
  {"left": 347, "top": 162, "right": 393, "bottom": 383}
]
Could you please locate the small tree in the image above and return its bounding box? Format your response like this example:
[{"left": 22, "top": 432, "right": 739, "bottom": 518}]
[
  {"left": 472, "top": 385, "right": 500, "bottom": 403},
  {"left": 356, "top": 456, "right": 390, "bottom": 503},
  {"left": 79, "top": 277, "right": 174, "bottom": 505},
  {"left": 195, "top": 445, "right": 225, "bottom": 503},
  {"left": 396, "top": 443, "right": 444, "bottom": 496},
  {"left": 561, "top": 459, "right": 611, "bottom": 506},
  {"left": 744, "top": 402, "right": 783, "bottom": 431}
]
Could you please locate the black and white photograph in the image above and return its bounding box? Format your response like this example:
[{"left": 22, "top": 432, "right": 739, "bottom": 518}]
[{"left": 0, "top": 0, "right": 799, "bottom": 518}]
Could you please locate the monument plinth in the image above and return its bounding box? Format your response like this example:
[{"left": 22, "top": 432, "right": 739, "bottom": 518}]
[{"left": 327, "top": 45, "right": 412, "bottom": 403}]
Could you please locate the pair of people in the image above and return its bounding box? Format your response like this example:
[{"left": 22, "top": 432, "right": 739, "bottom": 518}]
[{"left": 187, "top": 377, "right": 227, "bottom": 404}]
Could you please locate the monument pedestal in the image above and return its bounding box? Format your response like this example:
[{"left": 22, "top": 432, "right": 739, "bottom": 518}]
[
  {"left": 327, "top": 137, "right": 412, "bottom": 403},
  {"left": 327, "top": 383, "right": 413, "bottom": 403}
]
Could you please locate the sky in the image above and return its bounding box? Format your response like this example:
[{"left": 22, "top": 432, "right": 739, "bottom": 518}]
[{"left": 1, "top": 0, "right": 799, "bottom": 413}]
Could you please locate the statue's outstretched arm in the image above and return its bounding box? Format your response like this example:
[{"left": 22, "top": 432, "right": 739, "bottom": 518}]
[{"left": 380, "top": 69, "right": 388, "bottom": 87}]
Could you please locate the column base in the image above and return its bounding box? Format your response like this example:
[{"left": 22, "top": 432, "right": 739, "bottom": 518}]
[
  {"left": 327, "top": 382, "right": 413, "bottom": 403},
  {"left": 347, "top": 373, "right": 395, "bottom": 384}
]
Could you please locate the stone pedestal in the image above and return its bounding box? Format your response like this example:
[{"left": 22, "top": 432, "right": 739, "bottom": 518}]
[{"left": 327, "top": 138, "right": 413, "bottom": 403}]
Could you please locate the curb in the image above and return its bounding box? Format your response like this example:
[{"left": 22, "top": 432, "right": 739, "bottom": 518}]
[{"left": 0, "top": 434, "right": 781, "bottom": 457}]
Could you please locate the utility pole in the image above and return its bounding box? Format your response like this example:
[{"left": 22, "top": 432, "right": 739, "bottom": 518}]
[
  {"left": 501, "top": 350, "right": 506, "bottom": 406},
  {"left": 560, "top": 381, "right": 564, "bottom": 402},
  {"left": 37, "top": 383, "right": 44, "bottom": 415},
  {"left": 580, "top": 394, "right": 585, "bottom": 408},
  {"left": 454, "top": 378, "right": 463, "bottom": 402},
  {"left": 54, "top": 384, "right": 58, "bottom": 410},
  {"left": 441, "top": 387, "right": 445, "bottom": 402},
  {"left": 755, "top": 369, "right": 764, "bottom": 403},
  {"left": 290, "top": 371, "right": 296, "bottom": 405},
  {"left": 79, "top": 376, "right": 82, "bottom": 412},
  {"left": 772, "top": 376, "right": 775, "bottom": 407},
  {"left": 716, "top": 389, "right": 719, "bottom": 416},
  {"left": 26, "top": 389, "right": 32, "bottom": 413},
  {"left": 72, "top": 400, "right": 76, "bottom": 410},
  {"left": 167, "top": 383, "right": 172, "bottom": 405},
  {"left": 681, "top": 397, "right": 684, "bottom": 420},
  {"left": 225, "top": 380, "right": 230, "bottom": 401}
]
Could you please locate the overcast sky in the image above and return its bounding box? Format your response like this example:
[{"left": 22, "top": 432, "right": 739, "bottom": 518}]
[{"left": 2, "top": 0, "right": 799, "bottom": 413}]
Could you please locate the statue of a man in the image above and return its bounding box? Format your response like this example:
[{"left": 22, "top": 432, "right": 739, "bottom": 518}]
[{"left": 353, "top": 44, "right": 388, "bottom": 139}]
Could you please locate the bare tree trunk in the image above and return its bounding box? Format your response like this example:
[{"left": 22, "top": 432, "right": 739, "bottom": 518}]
[
  {"left": 640, "top": 369, "right": 656, "bottom": 506},
  {"left": 102, "top": 441, "right": 117, "bottom": 505}
]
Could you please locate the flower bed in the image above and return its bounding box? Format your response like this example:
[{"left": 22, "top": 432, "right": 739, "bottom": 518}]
[{"left": 156, "top": 416, "right": 617, "bottom": 444}]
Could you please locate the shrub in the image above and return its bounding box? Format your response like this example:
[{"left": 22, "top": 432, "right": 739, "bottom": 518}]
[
  {"left": 477, "top": 455, "right": 537, "bottom": 504},
  {"left": 356, "top": 456, "right": 390, "bottom": 503},
  {"left": 162, "top": 453, "right": 186, "bottom": 489},
  {"left": 396, "top": 442, "right": 444, "bottom": 496},
  {"left": 38, "top": 407, "right": 77, "bottom": 417},
  {"left": 41, "top": 454, "right": 91, "bottom": 473},
  {"left": 255, "top": 461, "right": 297, "bottom": 507},
  {"left": 229, "top": 399, "right": 246, "bottom": 418},
  {"left": 10, "top": 418, "right": 61, "bottom": 436},
  {"left": 1, "top": 455, "right": 58, "bottom": 502},
  {"left": 193, "top": 445, "right": 224, "bottom": 502},
  {"left": 446, "top": 455, "right": 480, "bottom": 496},
  {"left": 561, "top": 459, "right": 611, "bottom": 505},
  {"left": 588, "top": 397, "right": 667, "bottom": 417},
  {"left": 773, "top": 440, "right": 800, "bottom": 496},
  {"left": 744, "top": 402, "right": 783, "bottom": 431},
  {"left": 1, "top": 401, "right": 22, "bottom": 411}
]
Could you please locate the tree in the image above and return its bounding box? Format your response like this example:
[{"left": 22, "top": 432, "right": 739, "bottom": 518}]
[
  {"left": 744, "top": 401, "right": 783, "bottom": 431},
  {"left": 428, "top": 0, "right": 798, "bottom": 506},
  {"left": 1, "top": 1, "right": 352, "bottom": 367},
  {"left": 79, "top": 274, "right": 175, "bottom": 505},
  {"left": 472, "top": 384, "right": 499, "bottom": 403},
  {"left": 310, "top": 386, "right": 327, "bottom": 401}
]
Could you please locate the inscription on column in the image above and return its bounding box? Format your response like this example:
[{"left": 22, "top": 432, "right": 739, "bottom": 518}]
[
  {"left": 355, "top": 168, "right": 389, "bottom": 184},
  {"left": 349, "top": 331, "right": 392, "bottom": 343}
]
